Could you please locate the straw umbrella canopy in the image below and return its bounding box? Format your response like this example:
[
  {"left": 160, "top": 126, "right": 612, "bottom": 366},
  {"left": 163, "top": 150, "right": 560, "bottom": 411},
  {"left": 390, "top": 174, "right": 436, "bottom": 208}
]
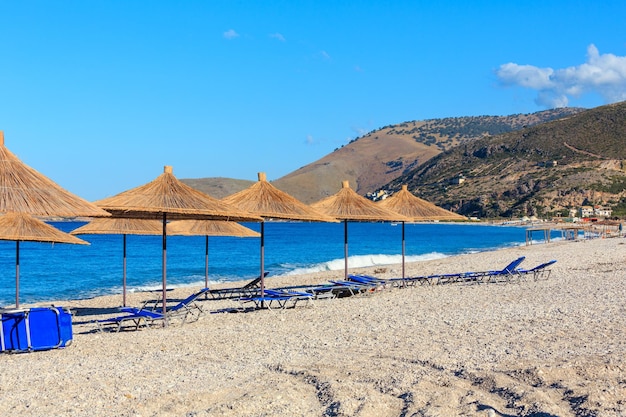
[
  {"left": 222, "top": 172, "right": 337, "bottom": 296},
  {"left": 94, "top": 166, "right": 262, "bottom": 319},
  {"left": 167, "top": 220, "right": 260, "bottom": 290},
  {"left": 0, "top": 212, "right": 89, "bottom": 307},
  {"left": 70, "top": 218, "right": 163, "bottom": 307},
  {"left": 378, "top": 184, "right": 467, "bottom": 278},
  {"left": 311, "top": 180, "right": 410, "bottom": 280},
  {"left": 0, "top": 131, "right": 110, "bottom": 218}
]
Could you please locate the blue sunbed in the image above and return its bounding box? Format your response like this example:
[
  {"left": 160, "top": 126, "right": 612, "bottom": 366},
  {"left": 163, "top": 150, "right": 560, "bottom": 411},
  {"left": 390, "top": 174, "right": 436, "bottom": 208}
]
[
  {"left": 515, "top": 259, "right": 556, "bottom": 281},
  {"left": 239, "top": 288, "right": 314, "bottom": 310},
  {"left": 96, "top": 288, "right": 209, "bottom": 332}
]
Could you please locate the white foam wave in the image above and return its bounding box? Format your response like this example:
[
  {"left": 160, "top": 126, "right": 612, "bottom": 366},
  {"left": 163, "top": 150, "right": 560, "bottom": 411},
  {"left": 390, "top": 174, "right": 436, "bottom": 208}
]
[{"left": 282, "top": 252, "right": 448, "bottom": 276}]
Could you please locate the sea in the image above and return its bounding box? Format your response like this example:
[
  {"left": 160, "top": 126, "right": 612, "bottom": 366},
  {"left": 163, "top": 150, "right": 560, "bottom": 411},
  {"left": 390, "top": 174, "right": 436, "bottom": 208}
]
[{"left": 0, "top": 221, "right": 561, "bottom": 306}]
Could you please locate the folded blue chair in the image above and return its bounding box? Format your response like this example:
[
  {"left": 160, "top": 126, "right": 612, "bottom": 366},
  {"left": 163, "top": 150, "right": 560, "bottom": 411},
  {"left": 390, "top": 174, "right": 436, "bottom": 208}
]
[{"left": 1, "top": 306, "right": 73, "bottom": 353}]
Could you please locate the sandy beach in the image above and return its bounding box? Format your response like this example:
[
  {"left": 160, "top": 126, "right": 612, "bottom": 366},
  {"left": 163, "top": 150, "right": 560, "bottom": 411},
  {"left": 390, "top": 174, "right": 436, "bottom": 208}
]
[{"left": 1, "top": 236, "right": 625, "bottom": 417}]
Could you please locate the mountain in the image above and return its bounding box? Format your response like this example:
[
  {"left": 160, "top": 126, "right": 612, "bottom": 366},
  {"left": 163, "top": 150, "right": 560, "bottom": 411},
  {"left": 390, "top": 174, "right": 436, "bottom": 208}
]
[
  {"left": 180, "top": 177, "right": 254, "bottom": 199},
  {"left": 182, "top": 108, "right": 584, "bottom": 203},
  {"left": 385, "top": 101, "right": 626, "bottom": 218}
]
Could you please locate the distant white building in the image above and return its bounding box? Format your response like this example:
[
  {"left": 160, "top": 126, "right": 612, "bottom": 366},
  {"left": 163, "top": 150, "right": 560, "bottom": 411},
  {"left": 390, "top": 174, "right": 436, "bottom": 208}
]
[
  {"left": 580, "top": 206, "right": 594, "bottom": 218},
  {"left": 579, "top": 205, "right": 612, "bottom": 218},
  {"left": 594, "top": 206, "right": 612, "bottom": 217}
]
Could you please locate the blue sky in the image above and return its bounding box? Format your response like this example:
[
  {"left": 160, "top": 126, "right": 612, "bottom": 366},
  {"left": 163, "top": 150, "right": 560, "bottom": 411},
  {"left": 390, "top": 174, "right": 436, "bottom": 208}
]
[{"left": 1, "top": 1, "right": 625, "bottom": 201}]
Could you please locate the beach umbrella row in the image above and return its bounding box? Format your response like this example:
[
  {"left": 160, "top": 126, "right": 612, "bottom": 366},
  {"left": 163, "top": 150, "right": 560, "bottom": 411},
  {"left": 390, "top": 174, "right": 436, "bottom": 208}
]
[
  {"left": 0, "top": 129, "right": 466, "bottom": 310},
  {"left": 93, "top": 166, "right": 262, "bottom": 320}
]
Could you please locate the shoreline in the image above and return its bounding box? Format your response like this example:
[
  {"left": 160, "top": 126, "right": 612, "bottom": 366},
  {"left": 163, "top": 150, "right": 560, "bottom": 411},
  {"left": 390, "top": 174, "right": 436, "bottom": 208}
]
[{"left": 2, "top": 237, "right": 625, "bottom": 416}]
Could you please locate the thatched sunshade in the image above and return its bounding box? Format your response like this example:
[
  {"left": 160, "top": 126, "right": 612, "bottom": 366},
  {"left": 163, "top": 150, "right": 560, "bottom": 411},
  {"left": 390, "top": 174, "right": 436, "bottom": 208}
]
[
  {"left": 94, "top": 166, "right": 262, "bottom": 320},
  {"left": 70, "top": 218, "right": 163, "bottom": 306},
  {"left": 0, "top": 131, "right": 110, "bottom": 218},
  {"left": 311, "top": 180, "right": 410, "bottom": 280},
  {"left": 167, "top": 220, "right": 260, "bottom": 290},
  {"left": 378, "top": 185, "right": 468, "bottom": 278},
  {"left": 0, "top": 212, "right": 89, "bottom": 307},
  {"left": 222, "top": 172, "right": 337, "bottom": 296}
]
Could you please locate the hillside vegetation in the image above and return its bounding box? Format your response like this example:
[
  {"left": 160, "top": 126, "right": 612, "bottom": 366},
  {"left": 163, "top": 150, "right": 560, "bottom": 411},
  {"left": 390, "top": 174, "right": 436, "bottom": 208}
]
[{"left": 386, "top": 102, "right": 626, "bottom": 218}]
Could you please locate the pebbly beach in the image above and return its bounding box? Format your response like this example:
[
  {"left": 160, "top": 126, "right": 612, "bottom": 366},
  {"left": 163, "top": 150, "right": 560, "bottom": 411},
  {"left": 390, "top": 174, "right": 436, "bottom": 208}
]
[{"left": 1, "top": 236, "right": 625, "bottom": 417}]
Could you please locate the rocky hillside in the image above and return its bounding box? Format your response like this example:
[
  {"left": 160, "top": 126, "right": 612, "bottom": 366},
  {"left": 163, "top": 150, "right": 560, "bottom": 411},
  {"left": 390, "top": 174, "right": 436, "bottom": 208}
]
[
  {"left": 385, "top": 102, "right": 626, "bottom": 218},
  {"left": 183, "top": 108, "right": 584, "bottom": 203},
  {"left": 273, "top": 108, "right": 584, "bottom": 203}
]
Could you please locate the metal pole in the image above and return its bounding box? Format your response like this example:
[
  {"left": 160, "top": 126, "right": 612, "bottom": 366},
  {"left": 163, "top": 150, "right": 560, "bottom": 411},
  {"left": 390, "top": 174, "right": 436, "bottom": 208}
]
[
  {"left": 260, "top": 221, "right": 265, "bottom": 297},
  {"left": 162, "top": 213, "right": 167, "bottom": 326},
  {"left": 15, "top": 241, "right": 20, "bottom": 308},
  {"left": 204, "top": 235, "right": 209, "bottom": 289},
  {"left": 123, "top": 234, "right": 127, "bottom": 307},
  {"left": 344, "top": 220, "right": 348, "bottom": 280},
  {"left": 402, "top": 221, "right": 406, "bottom": 279}
]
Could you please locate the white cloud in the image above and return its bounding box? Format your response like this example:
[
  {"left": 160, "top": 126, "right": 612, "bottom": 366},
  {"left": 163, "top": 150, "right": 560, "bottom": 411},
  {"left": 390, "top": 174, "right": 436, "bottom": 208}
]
[
  {"left": 223, "top": 29, "right": 239, "bottom": 40},
  {"left": 305, "top": 134, "right": 315, "bottom": 145},
  {"left": 496, "top": 44, "right": 626, "bottom": 108},
  {"left": 269, "top": 33, "right": 286, "bottom": 42}
]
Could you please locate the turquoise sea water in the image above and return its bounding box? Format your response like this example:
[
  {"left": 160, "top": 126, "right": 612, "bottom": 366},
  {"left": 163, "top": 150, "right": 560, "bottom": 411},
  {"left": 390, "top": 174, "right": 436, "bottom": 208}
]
[{"left": 0, "top": 221, "right": 555, "bottom": 306}]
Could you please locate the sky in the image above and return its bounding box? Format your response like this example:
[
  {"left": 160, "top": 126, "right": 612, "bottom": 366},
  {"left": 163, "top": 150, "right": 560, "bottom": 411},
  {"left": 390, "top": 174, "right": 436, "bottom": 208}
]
[{"left": 1, "top": 1, "right": 625, "bottom": 201}]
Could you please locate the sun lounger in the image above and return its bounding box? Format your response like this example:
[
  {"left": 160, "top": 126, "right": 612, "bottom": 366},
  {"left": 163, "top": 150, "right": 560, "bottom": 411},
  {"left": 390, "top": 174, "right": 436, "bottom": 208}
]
[
  {"left": 397, "top": 256, "right": 527, "bottom": 286},
  {"left": 126, "top": 287, "right": 209, "bottom": 319},
  {"left": 265, "top": 289, "right": 314, "bottom": 308},
  {"left": 433, "top": 256, "right": 526, "bottom": 284},
  {"left": 95, "top": 308, "right": 164, "bottom": 332},
  {"left": 239, "top": 288, "right": 314, "bottom": 310},
  {"left": 96, "top": 288, "right": 209, "bottom": 332},
  {"left": 388, "top": 274, "right": 438, "bottom": 287},
  {"left": 206, "top": 272, "right": 268, "bottom": 300},
  {"left": 515, "top": 259, "right": 556, "bottom": 281},
  {"left": 477, "top": 256, "right": 527, "bottom": 283},
  {"left": 328, "top": 280, "right": 378, "bottom": 295},
  {"left": 261, "top": 284, "right": 336, "bottom": 300},
  {"left": 347, "top": 274, "right": 390, "bottom": 289}
]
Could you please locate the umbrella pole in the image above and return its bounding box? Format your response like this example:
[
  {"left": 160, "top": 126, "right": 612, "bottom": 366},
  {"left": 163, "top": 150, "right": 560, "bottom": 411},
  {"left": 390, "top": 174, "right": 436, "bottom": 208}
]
[
  {"left": 123, "top": 234, "right": 127, "bottom": 307},
  {"left": 402, "top": 221, "right": 406, "bottom": 279},
  {"left": 15, "top": 241, "right": 20, "bottom": 308},
  {"left": 205, "top": 235, "right": 209, "bottom": 289},
  {"left": 260, "top": 221, "right": 265, "bottom": 302},
  {"left": 162, "top": 213, "right": 167, "bottom": 326},
  {"left": 344, "top": 220, "right": 348, "bottom": 280}
]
